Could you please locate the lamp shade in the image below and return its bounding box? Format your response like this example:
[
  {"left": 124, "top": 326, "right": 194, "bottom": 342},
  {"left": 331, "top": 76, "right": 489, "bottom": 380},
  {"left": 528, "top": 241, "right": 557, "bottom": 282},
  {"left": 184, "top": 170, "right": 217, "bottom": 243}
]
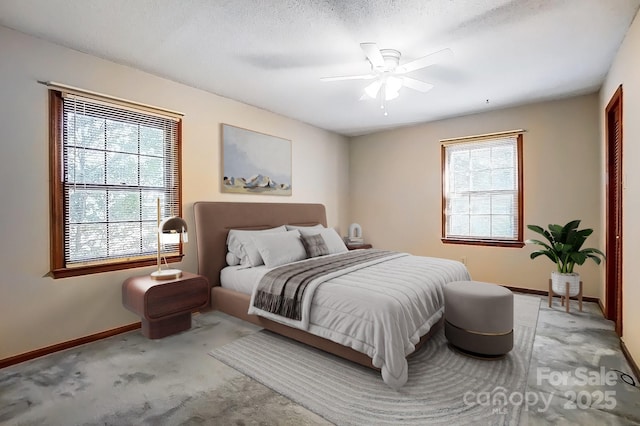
[
  {"left": 159, "top": 216, "right": 188, "bottom": 244},
  {"left": 364, "top": 76, "right": 404, "bottom": 101},
  {"left": 385, "top": 76, "right": 403, "bottom": 100},
  {"left": 150, "top": 205, "right": 188, "bottom": 280},
  {"left": 364, "top": 80, "right": 383, "bottom": 99}
]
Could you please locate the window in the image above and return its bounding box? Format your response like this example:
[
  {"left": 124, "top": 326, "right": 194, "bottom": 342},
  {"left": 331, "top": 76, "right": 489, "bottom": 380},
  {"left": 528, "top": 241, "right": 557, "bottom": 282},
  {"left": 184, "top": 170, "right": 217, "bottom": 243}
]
[
  {"left": 49, "top": 87, "right": 183, "bottom": 278},
  {"left": 441, "top": 132, "right": 524, "bottom": 247}
]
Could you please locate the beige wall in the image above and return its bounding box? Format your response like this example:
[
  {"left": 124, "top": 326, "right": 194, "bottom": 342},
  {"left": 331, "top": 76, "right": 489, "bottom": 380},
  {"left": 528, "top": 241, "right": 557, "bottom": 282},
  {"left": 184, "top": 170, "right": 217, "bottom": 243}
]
[
  {"left": 600, "top": 10, "right": 640, "bottom": 367},
  {"left": 350, "top": 95, "right": 603, "bottom": 296},
  {"left": 0, "top": 26, "right": 349, "bottom": 360},
  {"left": 3, "top": 14, "right": 636, "bottom": 367}
]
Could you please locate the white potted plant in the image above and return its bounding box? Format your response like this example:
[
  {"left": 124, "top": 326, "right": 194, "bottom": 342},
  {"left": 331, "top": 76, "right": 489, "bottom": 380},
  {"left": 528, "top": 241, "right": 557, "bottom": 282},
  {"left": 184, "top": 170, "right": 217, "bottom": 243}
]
[{"left": 526, "top": 220, "right": 605, "bottom": 297}]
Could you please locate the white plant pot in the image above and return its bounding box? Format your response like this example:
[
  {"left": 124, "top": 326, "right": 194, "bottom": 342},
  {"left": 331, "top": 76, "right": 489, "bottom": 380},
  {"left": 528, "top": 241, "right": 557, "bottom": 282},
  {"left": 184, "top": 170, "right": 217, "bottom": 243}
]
[{"left": 551, "top": 271, "right": 581, "bottom": 297}]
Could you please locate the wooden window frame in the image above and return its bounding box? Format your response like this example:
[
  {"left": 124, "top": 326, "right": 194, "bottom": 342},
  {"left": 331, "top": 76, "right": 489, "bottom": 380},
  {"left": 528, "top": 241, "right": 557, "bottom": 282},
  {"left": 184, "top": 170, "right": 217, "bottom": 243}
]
[
  {"left": 49, "top": 90, "right": 184, "bottom": 278},
  {"left": 441, "top": 133, "right": 524, "bottom": 248}
]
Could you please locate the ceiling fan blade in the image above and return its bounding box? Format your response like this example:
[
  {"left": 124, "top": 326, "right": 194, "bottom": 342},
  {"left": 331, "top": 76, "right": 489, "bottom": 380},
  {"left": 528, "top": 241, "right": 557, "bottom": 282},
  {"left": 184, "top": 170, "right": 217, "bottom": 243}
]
[
  {"left": 397, "top": 48, "right": 453, "bottom": 74},
  {"left": 320, "top": 74, "right": 375, "bottom": 82},
  {"left": 360, "top": 42, "right": 385, "bottom": 68},
  {"left": 402, "top": 77, "right": 434, "bottom": 92}
]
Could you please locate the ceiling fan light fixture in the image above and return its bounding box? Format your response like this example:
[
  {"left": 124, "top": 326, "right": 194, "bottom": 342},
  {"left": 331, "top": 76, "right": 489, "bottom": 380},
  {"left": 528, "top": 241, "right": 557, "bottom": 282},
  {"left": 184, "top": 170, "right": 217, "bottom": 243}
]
[
  {"left": 384, "top": 76, "right": 403, "bottom": 100},
  {"left": 364, "top": 76, "right": 403, "bottom": 101},
  {"left": 364, "top": 80, "right": 383, "bottom": 99},
  {"left": 322, "top": 43, "right": 448, "bottom": 103},
  {"left": 384, "top": 86, "right": 400, "bottom": 101},
  {"left": 386, "top": 76, "right": 403, "bottom": 92}
]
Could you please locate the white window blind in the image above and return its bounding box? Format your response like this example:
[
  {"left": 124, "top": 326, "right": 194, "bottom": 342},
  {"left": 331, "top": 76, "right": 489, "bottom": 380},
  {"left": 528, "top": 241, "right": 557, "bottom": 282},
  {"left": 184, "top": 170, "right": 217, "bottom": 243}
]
[
  {"left": 60, "top": 94, "right": 181, "bottom": 267},
  {"left": 442, "top": 134, "right": 521, "bottom": 242}
]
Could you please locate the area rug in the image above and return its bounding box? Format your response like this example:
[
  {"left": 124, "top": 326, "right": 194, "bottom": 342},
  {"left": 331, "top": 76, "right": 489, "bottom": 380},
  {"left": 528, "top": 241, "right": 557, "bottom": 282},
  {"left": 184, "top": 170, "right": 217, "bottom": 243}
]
[{"left": 209, "top": 294, "right": 540, "bottom": 425}]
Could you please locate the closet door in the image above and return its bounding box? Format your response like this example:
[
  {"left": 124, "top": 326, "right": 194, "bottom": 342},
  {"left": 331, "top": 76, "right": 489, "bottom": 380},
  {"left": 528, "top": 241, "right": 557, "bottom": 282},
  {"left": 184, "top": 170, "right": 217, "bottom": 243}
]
[{"left": 605, "top": 85, "right": 623, "bottom": 336}]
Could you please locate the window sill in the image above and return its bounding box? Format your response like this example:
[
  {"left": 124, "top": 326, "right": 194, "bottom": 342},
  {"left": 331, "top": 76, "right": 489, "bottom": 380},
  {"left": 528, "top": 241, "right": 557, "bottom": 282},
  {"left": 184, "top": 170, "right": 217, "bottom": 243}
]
[
  {"left": 441, "top": 238, "right": 525, "bottom": 248},
  {"left": 50, "top": 255, "right": 184, "bottom": 279}
]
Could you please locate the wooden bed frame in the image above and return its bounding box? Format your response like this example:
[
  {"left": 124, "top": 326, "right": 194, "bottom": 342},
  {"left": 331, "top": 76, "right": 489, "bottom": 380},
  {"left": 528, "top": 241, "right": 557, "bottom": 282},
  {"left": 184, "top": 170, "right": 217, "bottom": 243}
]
[{"left": 193, "top": 201, "right": 440, "bottom": 369}]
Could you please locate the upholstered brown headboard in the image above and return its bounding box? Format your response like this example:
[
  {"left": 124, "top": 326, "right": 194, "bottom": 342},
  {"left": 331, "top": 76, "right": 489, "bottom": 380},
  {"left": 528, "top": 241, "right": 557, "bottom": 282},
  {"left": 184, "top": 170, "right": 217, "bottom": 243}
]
[{"left": 193, "top": 202, "right": 327, "bottom": 287}]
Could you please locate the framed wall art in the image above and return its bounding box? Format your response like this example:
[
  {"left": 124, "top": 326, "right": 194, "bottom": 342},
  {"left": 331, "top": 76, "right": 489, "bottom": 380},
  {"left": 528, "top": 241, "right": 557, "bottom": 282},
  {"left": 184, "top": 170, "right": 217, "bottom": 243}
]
[{"left": 221, "top": 124, "right": 292, "bottom": 196}]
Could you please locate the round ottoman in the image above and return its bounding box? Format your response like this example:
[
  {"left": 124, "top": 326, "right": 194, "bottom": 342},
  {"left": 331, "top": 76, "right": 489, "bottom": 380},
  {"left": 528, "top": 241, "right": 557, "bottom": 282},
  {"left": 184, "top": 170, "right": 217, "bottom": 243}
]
[{"left": 444, "top": 281, "right": 513, "bottom": 357}]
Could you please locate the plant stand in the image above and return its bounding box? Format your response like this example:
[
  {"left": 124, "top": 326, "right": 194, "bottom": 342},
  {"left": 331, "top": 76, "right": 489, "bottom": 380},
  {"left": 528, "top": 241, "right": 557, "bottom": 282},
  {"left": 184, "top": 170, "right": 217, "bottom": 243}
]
[{"left": 548, "top": 278, "right": 583, "bottom": 313}]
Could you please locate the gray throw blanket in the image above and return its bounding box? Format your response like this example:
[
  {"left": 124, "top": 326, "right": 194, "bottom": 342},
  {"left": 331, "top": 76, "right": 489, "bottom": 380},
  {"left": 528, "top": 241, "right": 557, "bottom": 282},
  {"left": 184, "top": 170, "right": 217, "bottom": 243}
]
[{"left": 253, "top": 249, "right": 397, "bottom": 320}]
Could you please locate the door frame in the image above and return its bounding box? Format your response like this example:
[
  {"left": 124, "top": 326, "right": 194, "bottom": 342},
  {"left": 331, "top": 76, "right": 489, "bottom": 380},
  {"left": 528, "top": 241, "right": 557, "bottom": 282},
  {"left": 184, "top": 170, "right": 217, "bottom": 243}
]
[{"left": 605, "top": 85, "right": 623, "bottom": 336}]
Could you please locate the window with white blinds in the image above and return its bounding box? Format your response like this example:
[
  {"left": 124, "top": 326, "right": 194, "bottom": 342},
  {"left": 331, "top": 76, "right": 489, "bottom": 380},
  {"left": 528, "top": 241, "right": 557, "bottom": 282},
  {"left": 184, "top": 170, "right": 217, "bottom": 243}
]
[
  {"left": 49, "top": 89, "right": 182, "bottom": 277},
  {"left": 441, "top": 132, "right": 524, "bottom": 247}
]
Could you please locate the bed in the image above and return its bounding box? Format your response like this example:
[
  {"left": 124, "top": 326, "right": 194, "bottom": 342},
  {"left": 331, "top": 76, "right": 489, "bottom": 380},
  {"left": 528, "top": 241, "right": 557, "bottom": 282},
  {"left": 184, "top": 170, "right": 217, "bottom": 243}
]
[{"left": 194, "top": 201, "right": 470, "bottom": 389}]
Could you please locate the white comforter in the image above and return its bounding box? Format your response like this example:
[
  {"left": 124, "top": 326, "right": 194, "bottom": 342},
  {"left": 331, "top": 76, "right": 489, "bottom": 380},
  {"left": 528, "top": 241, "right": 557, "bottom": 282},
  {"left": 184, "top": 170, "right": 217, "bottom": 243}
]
[{"left": 246, "top": 253, "right": 471, "bottom": 389}]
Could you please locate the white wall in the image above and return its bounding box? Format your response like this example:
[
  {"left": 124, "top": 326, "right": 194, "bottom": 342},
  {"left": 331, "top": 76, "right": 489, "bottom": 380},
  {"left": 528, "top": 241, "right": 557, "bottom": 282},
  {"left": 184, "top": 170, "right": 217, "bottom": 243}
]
[
  {"left": 0, "top": 26, "right": 349, "bottom": 360},
  {"left": 600, "top": 9, "right": 640, "bottom": 367},
  {"left": 350, "top": 95, "right": 603, "bottom": 296}
]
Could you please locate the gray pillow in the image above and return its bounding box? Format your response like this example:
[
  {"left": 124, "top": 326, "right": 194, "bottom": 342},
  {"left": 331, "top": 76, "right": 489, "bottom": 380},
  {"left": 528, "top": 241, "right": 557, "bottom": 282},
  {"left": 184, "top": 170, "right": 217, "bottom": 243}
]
[
  {"left": 301, "top": 233, "right": 330, "bottom": 258},
  {"left": 252, "top": 230, "right": 307, "bottom": 268},
  {"left": 298, "top": 227, "right": 348, "bottom": 254}
]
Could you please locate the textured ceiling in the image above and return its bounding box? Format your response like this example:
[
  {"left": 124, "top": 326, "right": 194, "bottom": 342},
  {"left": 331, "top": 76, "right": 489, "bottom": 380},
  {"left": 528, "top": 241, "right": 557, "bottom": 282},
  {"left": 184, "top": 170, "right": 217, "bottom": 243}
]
[{"left": 1, "top": 0, "right": 639, "bottom": 136}]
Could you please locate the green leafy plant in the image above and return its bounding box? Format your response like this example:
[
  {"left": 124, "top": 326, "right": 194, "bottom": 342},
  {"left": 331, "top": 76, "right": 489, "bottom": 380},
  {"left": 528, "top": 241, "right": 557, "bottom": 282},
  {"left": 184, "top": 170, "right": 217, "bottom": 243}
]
[{"left": 526, "top": 220, "right": 605, "bottom": 273}]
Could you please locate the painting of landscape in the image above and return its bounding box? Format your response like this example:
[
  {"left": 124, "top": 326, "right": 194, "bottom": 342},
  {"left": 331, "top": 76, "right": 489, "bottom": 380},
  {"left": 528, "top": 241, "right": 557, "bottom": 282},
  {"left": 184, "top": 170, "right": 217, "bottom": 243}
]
[{"left": 222, "top": 124, "right": 292, "bottom": 195}]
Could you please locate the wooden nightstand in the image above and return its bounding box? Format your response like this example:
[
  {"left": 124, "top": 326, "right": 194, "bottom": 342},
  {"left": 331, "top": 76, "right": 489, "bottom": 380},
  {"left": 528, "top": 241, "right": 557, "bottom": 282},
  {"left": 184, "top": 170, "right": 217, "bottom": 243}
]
[
  {"left": 346, "top": 243, "right": 372, "bottom": 250},
  {"left": 122, "top": 272, "right": 210, "bottom": 339}
]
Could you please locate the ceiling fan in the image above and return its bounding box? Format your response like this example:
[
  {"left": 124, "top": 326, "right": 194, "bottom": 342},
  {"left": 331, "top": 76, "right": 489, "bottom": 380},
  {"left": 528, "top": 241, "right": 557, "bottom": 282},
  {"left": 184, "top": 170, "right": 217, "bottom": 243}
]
[{"left": 321, "top": 43, "right": 453, "bottom": 111}]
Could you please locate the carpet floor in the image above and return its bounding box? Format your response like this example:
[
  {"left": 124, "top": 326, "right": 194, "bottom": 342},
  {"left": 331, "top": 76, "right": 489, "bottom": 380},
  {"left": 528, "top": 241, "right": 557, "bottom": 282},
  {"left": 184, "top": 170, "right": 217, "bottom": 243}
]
[
  {"left": 209, "top": 294, "right": 540, "bottom": 425},
  {"left": 2, "top": 294, "right": 639, "bottom": 425}
]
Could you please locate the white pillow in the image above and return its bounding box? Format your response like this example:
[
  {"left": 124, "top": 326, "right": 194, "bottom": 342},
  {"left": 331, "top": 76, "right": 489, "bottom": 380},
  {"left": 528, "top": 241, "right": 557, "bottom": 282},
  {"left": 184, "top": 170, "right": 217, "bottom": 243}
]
[
  {"left": 226, "top": 252, "right": 241, "bottom": 266},
  {"left": 227, "top": 226, "right": 287, "bottom": 267},
  {"left": 252, "top": 230, "right": 307, "bottom": 268},
  {"left": 286, "top": 224, "right": 325, "bottom": 231},
  {"left": 297, "top": 227, "right": 348, "bottom": 255}
]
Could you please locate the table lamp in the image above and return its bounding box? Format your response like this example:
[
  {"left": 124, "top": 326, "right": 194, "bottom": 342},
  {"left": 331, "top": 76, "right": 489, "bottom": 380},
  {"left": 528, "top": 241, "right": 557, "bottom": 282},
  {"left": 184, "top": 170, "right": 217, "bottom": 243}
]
[{"left": 150, "top": 199, "right": 188, "bottom": 280}]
